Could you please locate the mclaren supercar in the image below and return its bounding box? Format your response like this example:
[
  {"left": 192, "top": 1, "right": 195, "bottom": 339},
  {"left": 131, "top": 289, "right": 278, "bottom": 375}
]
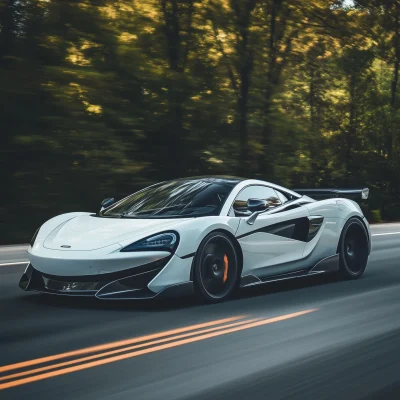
[{"left": 20, "top": 176, "right": 371, "bottom": 303}]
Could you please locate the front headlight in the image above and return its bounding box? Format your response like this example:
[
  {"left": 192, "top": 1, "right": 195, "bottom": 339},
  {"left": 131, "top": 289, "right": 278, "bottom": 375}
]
[
  {"left": 120, "top": 232, "right": 179, "bottom": 253},
  {"left": 30, "top": 228, "right": 40, "bottom": 247}
]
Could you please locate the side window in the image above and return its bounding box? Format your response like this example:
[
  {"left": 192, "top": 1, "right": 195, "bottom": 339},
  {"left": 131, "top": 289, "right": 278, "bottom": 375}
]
[
  {"left": 275, "top": 189, "right": 289, "bottom": 204},
  {"left": 232, "top": 186, "right": 281, "bottom": 216}
]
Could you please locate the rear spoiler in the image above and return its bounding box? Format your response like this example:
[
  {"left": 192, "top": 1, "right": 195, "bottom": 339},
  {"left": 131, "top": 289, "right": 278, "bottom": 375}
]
[{"left": 293, "top": 188, "right": 369, "bottom": 200}]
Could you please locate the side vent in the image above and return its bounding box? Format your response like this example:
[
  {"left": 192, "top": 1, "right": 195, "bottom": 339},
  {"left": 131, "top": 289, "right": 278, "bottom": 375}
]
[{"left": 307, "top": 216, "right": 324, "bottom": 242}]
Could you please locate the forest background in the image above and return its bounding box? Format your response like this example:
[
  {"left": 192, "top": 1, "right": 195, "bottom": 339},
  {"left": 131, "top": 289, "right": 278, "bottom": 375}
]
[{"left": 1, "top": 0, "right": 399, "bottom": 243}]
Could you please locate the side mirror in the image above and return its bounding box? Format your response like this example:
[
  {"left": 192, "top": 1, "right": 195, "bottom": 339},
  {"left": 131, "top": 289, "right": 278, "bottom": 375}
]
[
  {"left": 246, "top": 198, "right": 269, "bottom": 225},
  {"left": 247, "top": 198, "right": 269, "bottom": 213},
  {"left": 101, "top": 198, "right": 115, "bottom": 210}
]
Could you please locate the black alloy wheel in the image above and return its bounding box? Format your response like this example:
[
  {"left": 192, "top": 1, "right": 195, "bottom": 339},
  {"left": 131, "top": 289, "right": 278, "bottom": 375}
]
[
  {"left": 193, "top": 232, "right": 240, "bottom": 303},
  {"left": 338, "top": 218, "right": 369, "bottom": 279}
]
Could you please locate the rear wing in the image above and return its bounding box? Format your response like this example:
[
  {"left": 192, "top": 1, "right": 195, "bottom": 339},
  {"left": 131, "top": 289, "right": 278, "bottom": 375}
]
[{"left": 293, "top": 188, "right": 369, "bottom": 200}]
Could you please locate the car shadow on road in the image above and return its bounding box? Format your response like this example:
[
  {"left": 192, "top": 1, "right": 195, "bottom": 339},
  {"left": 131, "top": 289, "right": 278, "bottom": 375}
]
[{"left": 16, "top": 289, "right": 203, "bottom": 312}]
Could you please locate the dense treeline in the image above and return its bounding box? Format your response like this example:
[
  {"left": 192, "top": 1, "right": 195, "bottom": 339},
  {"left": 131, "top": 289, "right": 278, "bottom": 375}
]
[{"left": 1, "top": 0, "right": 400, "bottom": 243}]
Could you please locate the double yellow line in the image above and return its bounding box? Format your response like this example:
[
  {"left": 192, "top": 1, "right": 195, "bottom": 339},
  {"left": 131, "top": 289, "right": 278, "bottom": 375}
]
[{"left": 0, "top": 309, "right": 317, "bottom": 390}]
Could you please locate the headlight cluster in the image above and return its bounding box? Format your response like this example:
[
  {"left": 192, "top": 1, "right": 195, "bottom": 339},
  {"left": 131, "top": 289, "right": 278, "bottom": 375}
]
[
  {"left": 120, "top": 232, "right": 179, "bottom": 253},
  {"left": 30, "top": 228, "right": 40, "bottom": 247}
]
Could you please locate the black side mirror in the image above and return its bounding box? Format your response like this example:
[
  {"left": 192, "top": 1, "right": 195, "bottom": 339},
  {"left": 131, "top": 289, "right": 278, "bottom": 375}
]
[
  {"left": 101, "top": 198, "right": 115, "bottom": 209},
  {"left": 247, "top": 198, "right": 268, "bottom": 213}
]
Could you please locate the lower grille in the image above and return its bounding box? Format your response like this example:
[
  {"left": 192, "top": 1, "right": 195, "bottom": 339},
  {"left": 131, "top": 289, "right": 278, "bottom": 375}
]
[{"left": 43, "top": 277, "right": 105, "bottom": 292}]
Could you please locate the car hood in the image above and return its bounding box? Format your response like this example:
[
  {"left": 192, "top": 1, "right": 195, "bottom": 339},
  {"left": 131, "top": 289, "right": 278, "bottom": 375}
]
[{"left": 43, "top": 215, "right": 190, "bottom": 251}]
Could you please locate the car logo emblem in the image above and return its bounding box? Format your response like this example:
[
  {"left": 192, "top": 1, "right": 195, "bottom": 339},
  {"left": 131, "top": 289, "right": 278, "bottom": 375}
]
[{"left": 61, "top": 245, "right": 71, "bottom": 248}]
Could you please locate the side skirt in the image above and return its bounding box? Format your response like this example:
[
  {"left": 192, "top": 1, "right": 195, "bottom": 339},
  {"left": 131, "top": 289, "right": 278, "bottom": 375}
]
[
  {"left": 309, "top": 254, "right": 340, "bottom": 273},
  {"left": 240, "top": 254, "right": 339, "bottom": 288}
]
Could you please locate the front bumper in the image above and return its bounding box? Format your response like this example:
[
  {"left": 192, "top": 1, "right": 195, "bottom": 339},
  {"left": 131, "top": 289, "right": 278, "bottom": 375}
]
[{"left": 19, "top": 256, "right": 194, "bottom": 300}]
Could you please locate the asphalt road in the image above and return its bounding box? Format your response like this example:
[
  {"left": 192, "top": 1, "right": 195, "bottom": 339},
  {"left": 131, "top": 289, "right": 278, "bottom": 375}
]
[{"left": 1, "top": 223, "right": 400, "bottom": 399}]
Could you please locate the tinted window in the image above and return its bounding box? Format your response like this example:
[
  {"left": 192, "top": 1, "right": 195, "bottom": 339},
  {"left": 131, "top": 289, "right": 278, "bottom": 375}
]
[
  {"left": 275, "top": 189, "right": 288, "bottom": 204},
  {"left": 100, "top": 179, "right": 239, "bottom": 219},
  {"left": 232, "top": 185, "right": 281, "bottom": 216}
]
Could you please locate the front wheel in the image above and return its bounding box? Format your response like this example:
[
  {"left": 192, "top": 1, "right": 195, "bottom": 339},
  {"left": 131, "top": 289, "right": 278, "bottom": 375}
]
[
  {"left": 193, "top": 232, "right": 240, "bottom": 303},
  {"left": 338, "top": 218, "right": 369, "bottom": 279}
]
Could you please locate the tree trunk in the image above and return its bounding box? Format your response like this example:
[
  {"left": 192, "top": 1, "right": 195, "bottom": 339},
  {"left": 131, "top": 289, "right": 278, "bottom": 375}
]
[
  {"left": 389, "top": 1, "right": 400, "bottom": 160},
  {"left": 238, "top": 63, "right": 251, "bottom": 172},
  {"left": 0, "top": 0, "right": 16, "bottom": 66},
  {"left": 159, "top": 0, "right": 193, "bottom": 178},
  {"left": 237, "top": 20, "right": 255, "bottom": 173},
  {"left": 309, "top": 66, "right": 318, "bottom": 180},
  {"left": 345, "top": 75, "right": 357, "bottom": 185},
  {"left": 231, "top": 0, "right": 256, "bottom": 174},
  {"left": 258, "top": 0, "right": 278, "bottom": 178}
]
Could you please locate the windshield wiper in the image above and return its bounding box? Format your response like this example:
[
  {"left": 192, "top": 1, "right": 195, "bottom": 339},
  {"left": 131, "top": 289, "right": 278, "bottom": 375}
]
[
  {"left": 120, "top": 213, "right": 138, "bottom": 219},
  {"left": 120, "top": 211, "right": 155, "bottom": 219}
]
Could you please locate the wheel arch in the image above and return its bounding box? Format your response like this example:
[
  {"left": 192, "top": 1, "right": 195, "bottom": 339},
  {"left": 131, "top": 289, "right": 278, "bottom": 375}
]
[
  {"left": 189, "top": 228, "right": 243, "bottom": 280},
  {"left": 336, "top": 216, "right": 370, "bottom": 254}
]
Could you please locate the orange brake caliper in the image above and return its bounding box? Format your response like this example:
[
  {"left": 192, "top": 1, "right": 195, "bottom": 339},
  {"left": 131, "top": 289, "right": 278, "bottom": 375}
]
[{"left": 223, "top": 254, "right": 229, "bottom": 283}]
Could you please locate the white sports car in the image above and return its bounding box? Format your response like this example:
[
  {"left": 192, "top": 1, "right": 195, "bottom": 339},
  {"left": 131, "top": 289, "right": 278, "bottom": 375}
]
[{"left": 20, "top": 177, "right": 371, "bottom": 303}]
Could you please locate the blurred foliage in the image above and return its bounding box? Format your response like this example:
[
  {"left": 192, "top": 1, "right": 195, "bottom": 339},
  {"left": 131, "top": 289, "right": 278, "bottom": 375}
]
[
  {"left": 370, "top": 209, "right": 382, "bottom": 223},
  {"left": 1, "top": 0, "right": 400, "bottom": 243}
]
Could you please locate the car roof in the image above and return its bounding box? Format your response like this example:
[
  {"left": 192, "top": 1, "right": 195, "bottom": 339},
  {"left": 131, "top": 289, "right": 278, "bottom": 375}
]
[
  {"left": 165, "top": 176, "right": 300, "bottom": 197},
  {"left": 171, "top": 176, "right": 245, "bottom": 183}
]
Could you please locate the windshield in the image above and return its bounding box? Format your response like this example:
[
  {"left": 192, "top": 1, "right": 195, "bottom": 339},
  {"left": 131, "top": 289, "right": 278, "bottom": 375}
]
[{"left": 100, "top": 178, "right": 240, "bottom": 219}]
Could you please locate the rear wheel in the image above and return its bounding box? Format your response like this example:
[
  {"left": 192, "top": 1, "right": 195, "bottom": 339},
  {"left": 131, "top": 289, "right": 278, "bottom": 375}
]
[
  {"left": 338, "top": 218, "right": 369, "bottom": 279},
  {"left": 193, "top": 232, "right": 240, "bottom": 303}
]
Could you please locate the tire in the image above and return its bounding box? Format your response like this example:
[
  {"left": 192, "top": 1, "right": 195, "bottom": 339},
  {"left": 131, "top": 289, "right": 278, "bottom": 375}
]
[
  {"left": 193, "top": 231, "right": 240, "bottom": 303},
  {"left": 338, "top": 217, "right": 369, "bottom": 279}
]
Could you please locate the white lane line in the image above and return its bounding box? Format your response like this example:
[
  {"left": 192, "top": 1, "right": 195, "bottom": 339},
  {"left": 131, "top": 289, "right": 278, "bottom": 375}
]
[
  {"left": 0, "top": 261, "right": 29, "bottom": 267},
  {"left": 372, "top": 232, "right": 400, "bottom": 237}
]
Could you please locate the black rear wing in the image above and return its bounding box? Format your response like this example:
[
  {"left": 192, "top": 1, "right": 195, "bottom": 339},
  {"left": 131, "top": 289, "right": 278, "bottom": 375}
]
[{"left": 293, "top": 188, "right": 369, "bottom": 200}]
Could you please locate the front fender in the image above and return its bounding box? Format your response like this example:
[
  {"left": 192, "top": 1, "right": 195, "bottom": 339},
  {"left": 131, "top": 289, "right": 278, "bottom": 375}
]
[
  {"left": 173, "top": 217, "right": 240, "bottom": 258},
  {"left": 30, "top": 212, "right": 92, "bottom": 252}
]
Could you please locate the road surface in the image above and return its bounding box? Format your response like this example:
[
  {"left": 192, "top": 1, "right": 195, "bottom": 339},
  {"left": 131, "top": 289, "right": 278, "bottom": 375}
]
[{"left": 1, "top": 223, "right": 400, "bottom": 399}]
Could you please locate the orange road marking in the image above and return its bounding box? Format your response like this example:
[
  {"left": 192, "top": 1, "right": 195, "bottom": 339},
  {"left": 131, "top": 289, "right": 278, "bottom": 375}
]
[
  {"left": 0, "top": 309, "right": 317, "bottom": 390},
  {"left": 0, "top": 318, "right": 261, "bottom": 382},
  {"left": 0, "top": 315, "right": 245, "bottom": 374}
]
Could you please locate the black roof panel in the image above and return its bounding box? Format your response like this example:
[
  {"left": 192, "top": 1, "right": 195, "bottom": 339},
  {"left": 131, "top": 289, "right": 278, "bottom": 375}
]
[{"left": 172, "top": 175, "right": 246, "bottom": 183}]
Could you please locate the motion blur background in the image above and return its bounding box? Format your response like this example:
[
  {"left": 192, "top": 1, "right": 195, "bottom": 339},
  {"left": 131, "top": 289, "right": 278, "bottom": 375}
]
[{"left": 1, "top": 0, "right": 399, "bottom": 244}]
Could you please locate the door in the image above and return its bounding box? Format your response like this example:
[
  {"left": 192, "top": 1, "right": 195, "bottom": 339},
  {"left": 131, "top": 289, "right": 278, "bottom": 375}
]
[{"left": 232, "top": 185, "right": 310, "bottom": 279}]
